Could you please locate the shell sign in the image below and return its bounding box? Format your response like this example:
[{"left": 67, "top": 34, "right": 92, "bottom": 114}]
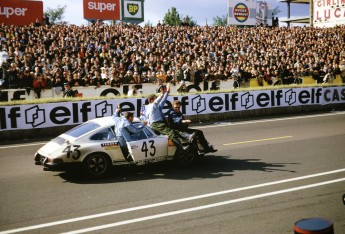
[
  {"left": 233, "top": 3, "right": 249, "bottom": 23},
  {"left": 0, "top": 0, "right": 43, "bottom": 26},
  {"left": 83, "top": 0, "right": 121, "bottom": 21}
]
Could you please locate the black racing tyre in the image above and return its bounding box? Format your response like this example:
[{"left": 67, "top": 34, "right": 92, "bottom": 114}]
[
  {"left": 174, "top": 146, "right": 196, "bottom": 165},
  {"left": 82, "top": 153, "right": 112, "bottom": 178}
]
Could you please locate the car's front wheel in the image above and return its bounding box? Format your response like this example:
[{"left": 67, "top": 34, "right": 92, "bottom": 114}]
[{"left": 82, "top": 153, "right": 112, "bottom": 178}]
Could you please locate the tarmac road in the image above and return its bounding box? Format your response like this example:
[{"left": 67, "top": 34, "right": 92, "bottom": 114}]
[{"left": 0, "top": 111, "right": 344, "bottom": 234}]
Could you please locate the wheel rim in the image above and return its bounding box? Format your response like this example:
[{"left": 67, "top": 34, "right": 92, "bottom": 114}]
[
  {"left": 176, "top": 149, "right": 195, "bottom": 164},
  {"left": 87, "top": 155, "right": 107, "bottom": 175}
]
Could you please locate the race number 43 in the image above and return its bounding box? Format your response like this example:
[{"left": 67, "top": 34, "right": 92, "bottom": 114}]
[
  {"left": 63, "top": 145, "right": 81, "bottom": 160},
  {"left": 141, "top": 140, "right": 156, "bottom": 157}
]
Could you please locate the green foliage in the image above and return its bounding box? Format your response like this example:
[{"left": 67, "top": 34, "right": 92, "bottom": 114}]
[
  {"left": 163, "top": 7, "right": 181, "bottom": 26},
  {"left": 212, "top": 15, "right": 228, "bottom": 26},
  {"left": 181, "top": 15, "right": 198, "bottom": 26},
  {"left": 45, "top": 5, "right": 67, "bottom": 25},
  {"left": 163, "top": 7, "right": 197, "bottom": 26}
]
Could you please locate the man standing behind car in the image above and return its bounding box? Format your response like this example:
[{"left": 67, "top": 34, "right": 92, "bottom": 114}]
[
  {"left": 113, "top": 107, "right": 147, "bottom": 162},
  {"left": 166, "top": 100, "right": 217, "bottom": 154}
]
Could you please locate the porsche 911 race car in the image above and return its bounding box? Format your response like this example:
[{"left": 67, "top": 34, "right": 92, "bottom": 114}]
[{"left": 35, "top": 116, "right": 205, "bottom": 178}]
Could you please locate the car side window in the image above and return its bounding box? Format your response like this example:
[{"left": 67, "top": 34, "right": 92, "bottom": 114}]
[
  {"left": 90, "top": 128, "right": 116, "bottom": 141},
  {"left": 143, "top": 127, "right": 154, "bottom": 138},
  {"left": 122, "top": 123, "right": 149, "bottom": 142}
]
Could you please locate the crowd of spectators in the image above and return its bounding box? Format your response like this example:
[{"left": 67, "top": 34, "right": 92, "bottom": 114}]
[{"left": 0, "top": 21, "right": 344, "bottom": 98}]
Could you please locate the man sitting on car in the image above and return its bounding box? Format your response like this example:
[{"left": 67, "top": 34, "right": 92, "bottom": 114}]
[
  {"left": 166, "top": 100, "right": 217, "bottom": 154},
  {"left": 113, "top": 107, "right": 147, "bottom": 162},
  {"left": 145, "top": 83, "right": 194, "bottom": 153}
]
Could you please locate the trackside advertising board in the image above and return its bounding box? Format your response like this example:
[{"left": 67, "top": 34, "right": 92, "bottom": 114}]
[
  {"left": 121, "top": 0, "right": 144, "bottom": 22},
  {"left": 83, "top": 0, "right": 121, "bottom": 21},
  {"left": 0, "top": 0, "right": 43, "bottom": 26},
  {"left": 228, "top": 0, "right": 272, "bottom": 26},
  {"left": 1, "top": 87, "right": 344, "bottom": 131},
  {"left": 313, "top": 0, "right": 345, "bottom": 27}
]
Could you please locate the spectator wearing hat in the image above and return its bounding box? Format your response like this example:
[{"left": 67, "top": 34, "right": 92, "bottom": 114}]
[{"left": 63, "top": 82, "right": 77, "bottom": 97}]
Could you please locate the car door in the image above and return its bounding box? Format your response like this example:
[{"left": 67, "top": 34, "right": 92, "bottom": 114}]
[{"left": 124, "top": 126, "right": 168, "bottom": 161}]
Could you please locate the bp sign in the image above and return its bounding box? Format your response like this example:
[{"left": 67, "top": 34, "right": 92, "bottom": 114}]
[
  {"left": 127, "top": 3, "right": 139, "bottom": 15},
  {"left": 122, "top": 0, "right": 144, "bottom": 23}
]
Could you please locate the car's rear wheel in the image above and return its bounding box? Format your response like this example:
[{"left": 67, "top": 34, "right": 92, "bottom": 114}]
[
  {"left": 82, "top": 153, "right": 112, "bottom": 178},
  {"left": 174, "top": 145, "right": 196, "bottom": 165}
]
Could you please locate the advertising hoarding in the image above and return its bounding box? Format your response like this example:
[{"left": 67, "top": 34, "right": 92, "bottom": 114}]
[
  {"left": 0, "top": 0, "right": 43, "bottom": 26},
  {"left": 121, "top": 0, "right": 144, "bottom": 22},
  {"left": 313, "top": 0, "right": 345, "bottom": 27},
  {"left": 228, "top": 0, "right": 272, "bottom": 26},
  {"left": 83, "top": 0, "right": 121, "bottom": 21}
]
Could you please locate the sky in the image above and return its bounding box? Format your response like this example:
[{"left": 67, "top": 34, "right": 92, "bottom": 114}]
[{"left": 40, "top": 0, "right": 310, "bottom": 26}]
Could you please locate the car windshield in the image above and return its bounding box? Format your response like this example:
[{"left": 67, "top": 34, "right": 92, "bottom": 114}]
[{"left": 65, "top": 122, "right": 101, "bottom": 137}]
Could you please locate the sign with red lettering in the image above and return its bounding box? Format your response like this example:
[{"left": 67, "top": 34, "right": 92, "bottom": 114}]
[
  {"left": 0, "top": 0, "right": 43, "bottom": 26},
  {"left": 83, "top": 0, "right": 121, "bottom": 21},
  {"left": 313, "top": 0, "right": 345, "bottom": 27}
]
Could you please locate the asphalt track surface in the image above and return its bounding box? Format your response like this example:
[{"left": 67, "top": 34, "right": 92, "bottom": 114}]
[{"left": 0, "top": 112, "right": 344, "bottom": 234}]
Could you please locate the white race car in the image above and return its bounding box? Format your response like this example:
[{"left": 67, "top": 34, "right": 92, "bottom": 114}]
[{"left": 35, "top": 116, "right": 205, "bottom": 178}]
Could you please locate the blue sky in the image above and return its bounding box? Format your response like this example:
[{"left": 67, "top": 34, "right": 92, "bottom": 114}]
[{"left": 41, "top": 0, "right": 310, "bottom": 26}]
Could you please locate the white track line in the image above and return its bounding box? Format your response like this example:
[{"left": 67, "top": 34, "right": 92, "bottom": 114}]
[
  {"left": 1, "top": 168, "right": 344, "bottom": 234},
  {"left": 64, "top": 178, "right": 345, "bottom": 234},
  {"left": 195, "top": 111, "right": 345, "bottom": 129}
]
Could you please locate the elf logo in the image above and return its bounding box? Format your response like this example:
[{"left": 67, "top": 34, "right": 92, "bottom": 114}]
[
  {"left": 241, "top": 92, "right": 254, "bottom": 109},
  {"left": 191, "top": 95, "right": 206, "bottom": 114},
  {"left": 25, "top": 105, "right": 46, "bottom": 128},
  {"left": 95, "top": 101, "right": 113, "bottom": 118},
  {"left": 127, "top": 3, "right": 139, "bottom": 15},
  {"left": 285, "top": 89, "right": 297, "bottom": 105}
]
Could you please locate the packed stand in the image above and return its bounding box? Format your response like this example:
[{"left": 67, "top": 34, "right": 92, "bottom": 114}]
[{"left": 0, "top": 22, "right": 344, "bottom": 98}]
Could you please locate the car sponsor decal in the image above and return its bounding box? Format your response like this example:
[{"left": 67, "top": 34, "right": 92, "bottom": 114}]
[{"left": 101, "top": 142, "right": 120, "bottom": 150}]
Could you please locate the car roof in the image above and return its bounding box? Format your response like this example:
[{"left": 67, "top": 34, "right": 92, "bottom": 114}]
[
  {"left": 89, "top": 116, "right": 142, "bottom": 127},
  {"left": 89, "top": 116, "right": 115, "bottom": 127}
]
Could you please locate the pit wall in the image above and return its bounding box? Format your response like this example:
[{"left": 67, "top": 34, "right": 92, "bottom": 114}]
[{"left": 1, "top": 86, "right": 344, "bottom": 141}]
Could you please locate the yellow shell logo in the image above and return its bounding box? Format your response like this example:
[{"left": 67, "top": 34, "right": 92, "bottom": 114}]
[{"left": 233, "top": 3, "right": 249, "bottom": 23}]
